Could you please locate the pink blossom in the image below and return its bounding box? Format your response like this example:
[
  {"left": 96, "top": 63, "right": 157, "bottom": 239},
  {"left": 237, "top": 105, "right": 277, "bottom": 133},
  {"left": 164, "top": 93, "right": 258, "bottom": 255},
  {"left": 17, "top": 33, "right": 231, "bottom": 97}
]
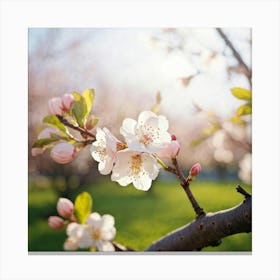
[
  {"left": 48, "top": 97, "right": 63, "bottom": 115},
  {"left": 157, "top": 140, "right": 180, "bottom": 159},
  {"left": 57, "top": 198, "right": 74, "bottom": 218},
  {"left": 61, "top": 93, "right": 75, "bottom": 112},
  {"left": 31, "top": 147, "right": 44, "bottom": 156},
  {"left": 50, "top": 143, "right": 77, "bottom": 164},
  {"left": 48, "top": 216, "right": 64, "bottom": 229},
  {"left": 189, "top": 163, "right": 202, "bottom": 177}
]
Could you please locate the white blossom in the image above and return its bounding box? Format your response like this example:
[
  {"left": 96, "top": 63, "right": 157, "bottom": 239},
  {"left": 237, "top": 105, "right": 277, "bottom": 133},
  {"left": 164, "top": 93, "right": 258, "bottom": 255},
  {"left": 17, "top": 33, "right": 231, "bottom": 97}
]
[
  {"left": 120, "top": 111, "right": 171, "bottom": 154},
  {"left": 85, "top": 212, "right": 116, "bottom": 252},
  {"left": 91, "top": 127, "right": 124, "bottom": 175},
  {"left": 64, "top": 223, "right": 92, "bottom": 251},
  {"left": 111, "top": 149, "right": 160, "bottom": 191}
]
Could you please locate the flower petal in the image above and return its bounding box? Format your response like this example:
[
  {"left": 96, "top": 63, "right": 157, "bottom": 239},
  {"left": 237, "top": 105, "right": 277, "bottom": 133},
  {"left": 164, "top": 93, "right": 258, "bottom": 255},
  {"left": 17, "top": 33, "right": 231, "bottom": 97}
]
[
  {"left": 120, "top": 118, "right": 137, "bottom": 136},
  {"left": 138, "top": 111, "right": 156, "bottom": 124},
  {"left": 87, "top": 212, "right": 102, "bottom": 228},
  {"left": 96, "top": 240, "right": 115, "bottom": 252},
  {"left": 142, "top": 154, "right": 160, "bottom": 180},
  {"left": 100, "top": 227, "right": 116, "bottom": 241},
  {"left": 98, "top": 155, "right": 114, "bottom": 175},
  {"left": 100, "top": 214, "right": 115, "bottom": 229},
  {"left": 133, "top": 175, "right": 152, "bottom": 191}
]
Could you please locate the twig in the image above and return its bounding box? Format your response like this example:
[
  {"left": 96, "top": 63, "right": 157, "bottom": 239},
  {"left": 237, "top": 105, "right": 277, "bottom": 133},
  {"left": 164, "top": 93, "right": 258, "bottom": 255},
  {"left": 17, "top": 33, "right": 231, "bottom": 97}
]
[
  {"left": 216, "top": 28, "right": 252, "bottom": 84},
  {"left": 236, "top": 185, "right": 251, "bottom": 200},
  {"left": 56, "top": 115, "right": 96, "bottom": 140},
  {"left": 172, "top": 158, "right": 205, "bottom": 218}
]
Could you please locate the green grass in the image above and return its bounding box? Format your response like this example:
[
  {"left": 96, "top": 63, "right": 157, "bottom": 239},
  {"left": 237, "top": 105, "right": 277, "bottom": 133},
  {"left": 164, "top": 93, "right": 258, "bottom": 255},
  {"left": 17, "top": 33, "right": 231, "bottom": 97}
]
[{"left": 28, "top": 178, "right": 252, "bottom": 252}]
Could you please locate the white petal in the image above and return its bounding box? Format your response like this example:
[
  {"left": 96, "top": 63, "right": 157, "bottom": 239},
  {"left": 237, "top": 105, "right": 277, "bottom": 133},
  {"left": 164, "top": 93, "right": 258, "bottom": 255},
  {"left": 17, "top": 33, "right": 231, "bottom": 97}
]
[
  {"left": 100, "top": 214, "right": 115, "bottom": 229},
  {"left": 96, "top": 127, "right": 106, "bottom": 141},
  {"left": 103, "top": 127, "right": 119, "bottom": 151},
  {"left": 96, "top": 240, "right": 115, "bottom": 252},
  {"left": 98, "top": 155, "right": 114, "bottom": 175},
  {"left": 158, "top": 115, "right": 169, "bottom": 131},
  {"left": 133, "top": 175, "right": 152, "bottom": 191},
  {"left": 64, "top": 238, "right": 78, "bottom": 251},
  {"left": 66, "top": 223, "right": 80, "bottom": 237},
  {"left": 142, "top": 154, "right": 160, "bottom": 180},
  {"left": 138, "top": 111, "right": 156, "bottom": 124},
  {"left": 120, "top": 118, "right": 137, "bottom": 136},
  {"left": 111, "top": 150, "right": 133, "bottom": 186},
  {"left": 100, "top": 227, "right": 116, "bottom": 241},
  {"left": 87, "top": 212, "right": 102, "bottom": 228},
  {"left": 90, "top": 142, "right": 104, "bottom": 162}
]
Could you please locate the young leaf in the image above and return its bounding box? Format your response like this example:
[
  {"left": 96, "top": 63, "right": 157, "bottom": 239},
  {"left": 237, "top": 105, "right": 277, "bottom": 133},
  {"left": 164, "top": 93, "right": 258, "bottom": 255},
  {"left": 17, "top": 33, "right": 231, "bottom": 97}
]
[
  {"left": 32, "top": 137, "right": 59, "bottom": 148},
  {"left": 237, "top": 103, "right": 252, "bottom": 116},
  {"left": 74, "top": 192, "right": 93, "bottom": 224},
  {"left": 231, "top": 87, "right": 252, "bottom": 100},
  {"left": 82, "top": 88, "right": 95, "bottom": 118},
  {"left": 43, "top": 115, "right": 67, "bottom": 133},
  {"left": 230, "top": 116, "right": 247, "bottom": 125},
  {"left": 71, "top": 98, "right": 87, "bottom": 128}
]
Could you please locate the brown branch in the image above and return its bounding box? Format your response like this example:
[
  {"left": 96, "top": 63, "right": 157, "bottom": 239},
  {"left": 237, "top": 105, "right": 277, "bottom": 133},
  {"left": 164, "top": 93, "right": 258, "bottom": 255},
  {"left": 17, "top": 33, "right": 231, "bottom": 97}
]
[
  {"left": 56, "top": 115, "right": 96, "bottom": 141},
  {"left": 216, "top": 28, "right": 252, "bottom": 84},
  {"left": 146, "top": 196, "right": 251, "bottom": 251},
  {"left": 172, "top": 158, "right": 205, "bottom": 218}
]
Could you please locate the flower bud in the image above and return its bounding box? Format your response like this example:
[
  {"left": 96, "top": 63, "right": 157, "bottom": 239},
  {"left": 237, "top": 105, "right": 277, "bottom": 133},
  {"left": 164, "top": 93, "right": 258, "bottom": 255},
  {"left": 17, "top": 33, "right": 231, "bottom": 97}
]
[
  {"left": 57, "top": 198, "right": 74, "bottom": 218},
  {"left": 157, "top": 140, "right": 180, "bottom": 159},
  {"left": 48, "top": 216, "right": 64, "bottom": 229},
  {"left": 61, "top": 93, "right": 75, "bottom": 112},
  {"left": 31, "top": 147, "right": 44, "bottom": 156},
  {"left": 48, "top": 97, "right": 63, "bottom": 116},
  {"left": 189, "top": 163, "right": 202, "bottom": 177},
  {"left": 50, "top": 143, "right": 77, "bottom": 164},
  {"left": 38, "top": 127, "right": 60, "bottom": 139},
  {"left": 171, "top": 134, "right": 177, "bottom": 141},
  {"left": 85, "top": 115, "right": 96, "bottom": 130}
]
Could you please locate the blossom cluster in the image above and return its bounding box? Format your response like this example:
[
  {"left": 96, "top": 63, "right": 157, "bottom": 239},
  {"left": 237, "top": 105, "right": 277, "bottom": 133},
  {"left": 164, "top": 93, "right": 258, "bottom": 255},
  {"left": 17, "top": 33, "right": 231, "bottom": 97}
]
[
  {"left": 48, "top": 197, "right": 116, "bottom": 252},
  {"left": 91, "top": 111, "right": 180, "bottom": 191}
]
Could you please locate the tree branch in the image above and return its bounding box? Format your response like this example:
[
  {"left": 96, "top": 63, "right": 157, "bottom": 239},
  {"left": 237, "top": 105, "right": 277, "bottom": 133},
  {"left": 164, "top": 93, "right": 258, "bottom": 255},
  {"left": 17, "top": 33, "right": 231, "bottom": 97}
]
[
  {"left": 216, "top": 28, "right": 252, "bottom": 84},
  {"left": 146, "top": 196, "right": 251, "bottom": 251}
]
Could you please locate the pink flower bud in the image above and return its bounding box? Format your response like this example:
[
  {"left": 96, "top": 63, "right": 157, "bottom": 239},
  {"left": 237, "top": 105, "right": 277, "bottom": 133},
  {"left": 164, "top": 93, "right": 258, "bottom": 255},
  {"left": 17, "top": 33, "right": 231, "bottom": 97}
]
[
  {"left": 48, "top": 216, "right": 64, "bottom": 229},
  {"left": 31, "top": 147, "right": 44, "bottom": 156},
  {"left": 48, "top": 97, "right": 63, "bottom": 116},
  {"left": 57, "top": 198, "right": 74, "bottom": 218},
  {"left": 171, "top": 134, "right": 177, "bottom": 141},
  {"left": 38, "top": 127, "right": 60, "bottom": 139},
  {"left": 189, "top": 163, "right": 202, "bottom": 177},
  {"left": 61, "top": 93, "right": 75, "bottom": 112},
  {"left": 157, "top": 140, "right": 180, "bottom": 159},
  {"left": 50, "top": 143, "right": 77, "bottom": 164}
]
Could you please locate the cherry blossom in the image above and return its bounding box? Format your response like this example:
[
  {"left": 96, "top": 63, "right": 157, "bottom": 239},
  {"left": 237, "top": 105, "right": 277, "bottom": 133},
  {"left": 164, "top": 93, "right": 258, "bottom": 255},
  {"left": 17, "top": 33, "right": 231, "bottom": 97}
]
[
  {"left": 111, "top": 149, "right": 160, "bottom": 191},
  {"left": 120, "top": 111, "right": 171, "bottom": 154},
  {"left": 90, "top": 127, "right": 125, "bottom": 175},
  {"left": 85, "top": 212, "right": 116, "bottom": 252}
]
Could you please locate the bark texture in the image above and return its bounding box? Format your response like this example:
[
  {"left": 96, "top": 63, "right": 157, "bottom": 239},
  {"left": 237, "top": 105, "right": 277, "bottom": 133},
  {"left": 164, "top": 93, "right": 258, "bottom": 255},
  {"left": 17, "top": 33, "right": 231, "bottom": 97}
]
[{"left": 146, "top": 197, "right": 251, "bottom": 251}]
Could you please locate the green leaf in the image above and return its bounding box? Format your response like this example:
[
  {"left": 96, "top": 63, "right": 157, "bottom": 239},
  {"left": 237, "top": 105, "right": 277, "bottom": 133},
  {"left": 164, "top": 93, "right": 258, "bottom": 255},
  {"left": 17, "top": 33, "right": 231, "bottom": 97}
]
[
  {"left": 88, "top": 117, "right": 99, "bottom": 129},
  {"left": 237, "top": 103, "right": 252, "bottom": 116},
  {"left": 230, "top": 116, "right": 247, "bottom": 125},
  {"left": 74, "top": 192, "right": 93, "bottom": 224},
  {"left": 71, "top": 97, "right": 87, "bottom": 128},
  {"left": 82, "top": 88, "right": 95, "bottom": 118},
  {"left": 43, "top": 115, "right": 67, "bottom": 133},
  {"left": 32, "top": 137, "right": 59, "bottom": 148},
  {"left": 231, "top": 87, "right": 252, "bottom": 100},
  {"left": 73, "top": 91, "right": 82, "bottom": 101},
  {"left": 151, "top": 91, "right": 161, "bottom": 114}
]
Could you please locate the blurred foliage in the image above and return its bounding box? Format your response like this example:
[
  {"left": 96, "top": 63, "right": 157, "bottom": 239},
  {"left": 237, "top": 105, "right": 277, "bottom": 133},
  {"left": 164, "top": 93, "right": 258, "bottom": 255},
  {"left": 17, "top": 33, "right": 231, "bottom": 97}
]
[{"left": 29, "top": 178, "right": 251, "bottom": 252}]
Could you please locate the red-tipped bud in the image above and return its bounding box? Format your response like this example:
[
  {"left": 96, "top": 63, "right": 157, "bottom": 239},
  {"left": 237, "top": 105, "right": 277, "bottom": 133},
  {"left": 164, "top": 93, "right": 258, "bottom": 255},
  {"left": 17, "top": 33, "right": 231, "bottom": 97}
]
[
  {"left": 48, "top": 216, "right": 64, "bottom": 229},
  {"left": 48, "top": 97, "right": 63, "bottom": 116},
  {"left": 50, "top": 143, "right": 77, "bottom": 164},
  {"left": 171, "top": 134, "right": 177, "bottom": 141},
  {"left": 61, "top": 93, "right": 75, "bottom": 112},
  {"left": 85, "top": 115, "right": 96, "bottom": 130},
  {"left": 57, "top": 198, "right": 74, "bottom": 218},
  {"left": 189, "top": 163, "right": 202, "bottom": 177}
]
